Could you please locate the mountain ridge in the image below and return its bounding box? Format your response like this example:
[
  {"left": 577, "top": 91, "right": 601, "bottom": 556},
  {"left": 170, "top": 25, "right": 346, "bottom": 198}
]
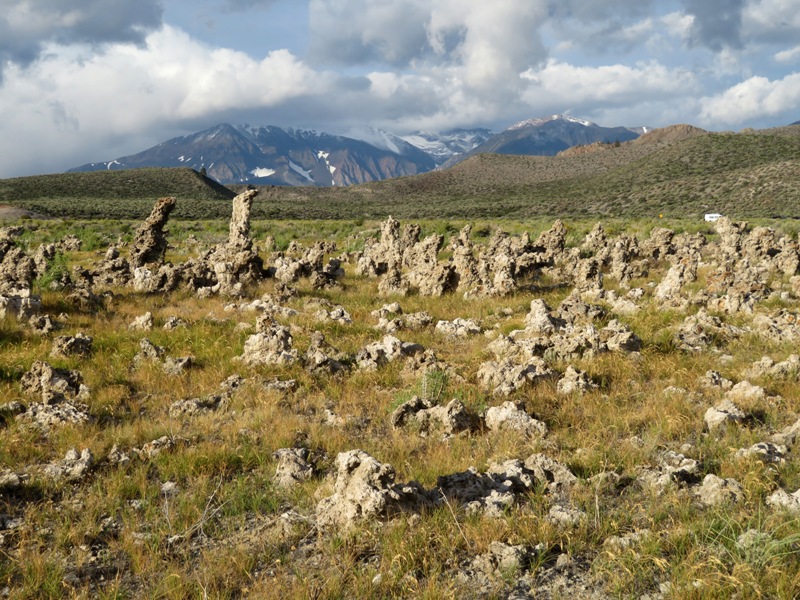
[{"left": 68, "top": 115, "right": 644, "bottom": 186}]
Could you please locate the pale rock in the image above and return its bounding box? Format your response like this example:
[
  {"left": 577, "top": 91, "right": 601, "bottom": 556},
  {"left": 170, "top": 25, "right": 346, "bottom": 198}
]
[
  {"left": 704, "top": 399, "right": 745, "bottom": 432},
  {"left": 484, "top": 401, "right": 547, "bottom": 438},
  {"left": 694, "top": 474, "right": 744, "bottom": 506}
]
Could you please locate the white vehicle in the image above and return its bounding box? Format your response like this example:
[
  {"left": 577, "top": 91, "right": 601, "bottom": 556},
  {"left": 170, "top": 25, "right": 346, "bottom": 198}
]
[{"left": 704, "top": 213, "right": 723, "bottom": 222}]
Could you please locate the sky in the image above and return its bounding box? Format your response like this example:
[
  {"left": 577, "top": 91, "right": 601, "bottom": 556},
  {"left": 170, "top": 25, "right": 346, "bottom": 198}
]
[{"left": 1, "top": 0, "right": 799, "bottom": 178}]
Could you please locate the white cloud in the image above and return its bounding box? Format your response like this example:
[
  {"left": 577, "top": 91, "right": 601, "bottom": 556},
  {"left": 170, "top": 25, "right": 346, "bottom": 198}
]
[
  {"left": 775, "top": 46, "right": 800, "bottom": 64},
  {"left": 699, "top": 72, "right": 800, "bottom": 125},
  {"left": 521, "top": 60, "right": 698, "bottom": 107},
  {"left": 428, "top": 0, "right": 548, "bottom": 95},
  {"left": 742, "top": 0, "right": 800, "bottom": 43},
  {"left": 309, "top": 0, "right": 431, "bottom": 66},
  {"left": 0, "top": 0, "right": 163, "bottom": 70},
  {"left": 0, "top": 26, "right": 325, "bottom": 177},
  {"left": 310, "top": 0, "right": 548, "bottom": 96},
  {"left": 2, "top": 0, "right": 800, "bottom": 178},
  {"left": 661, "top": 11, "right": 694, "bottom": 40}
]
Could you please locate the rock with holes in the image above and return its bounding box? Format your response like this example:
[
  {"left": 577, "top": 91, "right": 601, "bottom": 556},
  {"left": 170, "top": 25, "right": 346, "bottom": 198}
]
[
  {"left": 435, "top": 318, "right": 482, "bottom": 338},
  {"left": 29, "top": 314, "right": 58, "bottom": 335},
  {"left": 133, "top": 338, "right": 165, "bottom": 365},
  {"left": 484, "top": 401, "right": 547, "bottom": 438},
  {"left": 355, "top": 335, "right": 422, "bottom": 370},
  {"left": 0, "top": 469, "right": 22, "bottom": 490},
  {"left": 704, "top": 399, "right": 745, "bottom": 432},
  {"left": 304, "top": 332, "right": 348, "bottom": 375},
  {"left": 18, "top": 401, "right": 91, "bottom": 431},
  {"left": 725, "top": 380, "right": 767, "bottom": 402},
  {"left": 702, "top": 370, "right": 734, "bottom": 391},
  {"left": 524, "top": 299, "right": 564, "bottom": 334},
  {"left": 636, "top": 450, "right": 700, "bottom": 492},
  {"left": 437, "top": 459, "right": 539, "bottom": 518},
  {"left": 770, "top": 419, "right": 800, "bottom": 448},
  {"left": 547, "top": 503, "right": 587, "bottom": 527},
  {"left": 695, "top": 474, "right": 744, "bottom": 506},
  {"left": 128, "top": 197, "right": 176, "bottom": 269},
  {"left": 273, "top": 448, "right": 315, "bottom": 488},
  {"left": 477, "top": 357, "right": 555, "bottom": 396},
  {"left": 314, "top": 305, "right": 352, "bottom": 325},
  {"left": 557, "top": 366, "right": 598, "bottom": 395},
  {"left": 524, "top": 454, "right": 577, "bottom": 495},
  {"left": 50, "top": 333, "right": 93, "bottom": 358},
  {"left": 766, "top": 488, "right": 800, "bottom": 513},
  {"left": 315, "top": 450, "right": 430, "bottom": 530},
  {"left": 600, "top": 319, "right": 642, "bottom": 352},
  {"left": 746, "top": 355, "right": 800, "bottom": 380},
  {"left": 41, "top": 448, "right": 94, "bottom": 483},
  {"left": 735, "top": 442, "right": 787, "bottom": 464},
  {"left": 129, "top": 312, "right": 154, "bottom": 331},
  {"left": 238, "top": 317, "right": 298, "bottom": 366},
  {"left": 20, "top": 361, "right": 89, "bottom": 405},
  {"left": 390, "top": 396, "right": 478, "bottom": 436}
]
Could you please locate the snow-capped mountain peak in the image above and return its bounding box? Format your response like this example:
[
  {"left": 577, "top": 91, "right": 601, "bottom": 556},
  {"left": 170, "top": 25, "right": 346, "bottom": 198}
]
[{"left": 507, "top": 114, "right": 596, "bottom": 131}]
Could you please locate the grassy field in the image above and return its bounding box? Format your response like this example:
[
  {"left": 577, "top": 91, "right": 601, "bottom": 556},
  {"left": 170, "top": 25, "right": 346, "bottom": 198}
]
[{"left": 2, "top": 215, "right": 800, "bottom": 598}]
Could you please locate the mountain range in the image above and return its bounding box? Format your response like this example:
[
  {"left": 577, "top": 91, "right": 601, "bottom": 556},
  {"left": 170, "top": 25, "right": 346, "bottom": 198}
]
[{"left": 69, "top": 115, "right": 645, "bottom": 187}]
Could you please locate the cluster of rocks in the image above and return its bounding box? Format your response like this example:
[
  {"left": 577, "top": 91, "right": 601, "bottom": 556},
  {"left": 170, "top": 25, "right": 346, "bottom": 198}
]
[
  {"left": 355, "top": 218, "right": 561, "bottom": 297},
  {"left": 88, "top": 191, "right": 269, "bottom": 297},
  {"left": 169, "top": 375, "right": 243, "bottom": 418},
  {"left": 0, "top": 226, "right": 41, "bottom": 320},
  {"left": 314, "top": 449, "right": 578, "bottom": 530},
  {"left": 476, "top": 297, "right": 635, "bottom": 395},
  {"left": 10, "top": 210, "right": 800, "bottom": 597}
]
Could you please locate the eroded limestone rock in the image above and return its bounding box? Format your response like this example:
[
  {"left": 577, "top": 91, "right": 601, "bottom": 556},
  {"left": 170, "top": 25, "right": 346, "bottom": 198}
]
[
  {"left": 694, "top": 474, "right": 744, "bottom": 506},
  {"left": 274, "top": 448, "right": 315, "bottom": 488},
  {"left": 238, "top": 317, "right": 298, "bottom": 366},
  {"left": 557, "top": 366, "right": 598, "bottom": 395},
  {"left": 390, "top": 396, "right": 478, "bottom": 436},
  {"left": 704, "top": 399, "right": 745, "bottom": 432},
  {"left": 315, "top": 450, "right": 429, "bottom": 530},
  {"left": 41, "top": 448, "right": 94, "bottom": 483},
  {"left": 50, "top": 333, "right": 93, "bottom": 358},
  {"left": 484, "top": 401, "right": 547, "bottom": 438},
  {"left": 128, "top": 197, "right": 176, "bottom": 269},
  {"left": 437, "top": 459, "right": 539, "bottom": 518},
  {"left": 20, "top": 361, "right": 89, "bottom": 405},
  {"left": 355, "top": 335, "right": 422, "bottom": 370}
]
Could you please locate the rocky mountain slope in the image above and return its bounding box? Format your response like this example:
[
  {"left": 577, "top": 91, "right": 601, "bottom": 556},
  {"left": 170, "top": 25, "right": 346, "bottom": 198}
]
[
  {"left": 440, "top": 114, "right": 642, "bottom": 168},
  {"left": 70, "top": 124, "right": 437, "bottom": 187},
  {"left": 68, "top": 116, "right": 642, "bottom": 187}
]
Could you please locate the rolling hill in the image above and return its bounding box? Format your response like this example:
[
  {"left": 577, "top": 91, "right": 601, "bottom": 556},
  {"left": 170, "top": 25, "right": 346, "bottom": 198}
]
[{"left": 2, "top": 124, "right": 800, "bottom": 221}]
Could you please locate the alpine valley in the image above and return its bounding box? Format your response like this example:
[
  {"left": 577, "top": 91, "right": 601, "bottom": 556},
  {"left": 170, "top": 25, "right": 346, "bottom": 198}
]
[{"left": 69, "top": 115, "right": 645, "bottom": 187}]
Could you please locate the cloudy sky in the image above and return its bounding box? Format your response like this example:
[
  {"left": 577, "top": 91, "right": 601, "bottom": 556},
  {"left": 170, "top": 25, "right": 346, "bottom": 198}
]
[{"left": 1, "top": 0, "right": 799, "bottom": 178}]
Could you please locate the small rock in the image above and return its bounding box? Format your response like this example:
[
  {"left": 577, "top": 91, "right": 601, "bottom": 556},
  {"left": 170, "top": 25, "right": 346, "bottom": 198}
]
[
  {"left": 556, "top": 366, "right": 598, "bottom": 395},
  {"left": 129, "top": 312, "right": 154, "bottom": 331},
  {"left": 161, "top": 481, "right": 180, "bottom": 497},
  {"left": 694, "top": 474, "right": 744, "bottom": 506},
  {"left": 484, "top": 401, "right": 547, "bottom": 438},
  {"left": 735, "top": 442, "right": 787, "bottom": 464},
  {"left": 704, "top": 399, "right": 745, "bottom": 432},
  {"left": 273, "top": 448, "right": 315, "bottom": 488},
  {"left": 766, "top": 487, "right": 800, "bottom": 513}
]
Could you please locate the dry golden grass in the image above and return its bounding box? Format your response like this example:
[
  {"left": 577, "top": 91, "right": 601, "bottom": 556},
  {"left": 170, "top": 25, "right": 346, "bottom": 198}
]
[{"left": 2, "top": 217, "right": 800, "bottom": 598}]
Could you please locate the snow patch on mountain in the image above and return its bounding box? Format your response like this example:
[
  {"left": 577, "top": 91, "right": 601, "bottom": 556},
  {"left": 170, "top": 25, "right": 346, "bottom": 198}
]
[
  {"left": 250, "top": 167, "right": 276, "bottom": 178},
  {"left": 508, "top": 114, "right": 596, "bottom": 131},
  {"left": 289, "top": 160, "right": 314, "bottom": 183},
  {"left": 317, "top": 151, "right": 336, "bottom": 185},
  {"left": 400, "top": 129, "right": 494, "bottom": 164}
]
